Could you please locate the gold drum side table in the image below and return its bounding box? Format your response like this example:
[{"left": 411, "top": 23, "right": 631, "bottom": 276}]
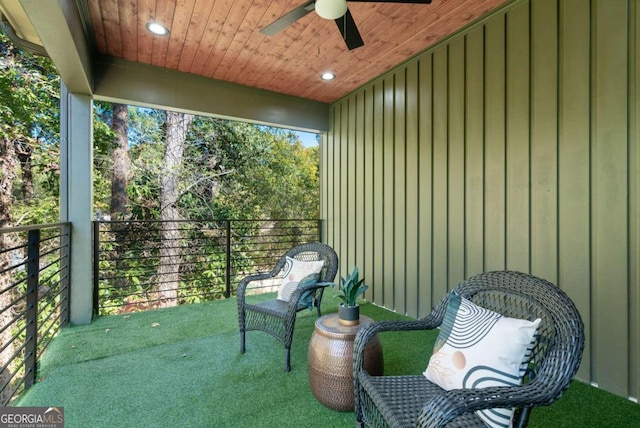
[{"left": 308, "top": 314, "right": 384, "bottom": 412}]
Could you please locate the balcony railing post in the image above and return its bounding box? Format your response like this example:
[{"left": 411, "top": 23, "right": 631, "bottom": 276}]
[
  {"left": 60, "top": 223, "right": 70, "bottom": 327},
  {"left": 225, "top": 220, "right": 231, "bottom": 298},
  {"left": 25, "top": 229, "right": 40, "bottom": 389},
  {"left": 92, "top": 221, "right": 100, "bottom": 316},
  {"left": 317, "top": 219, "right": 323, "bottom": 242}
]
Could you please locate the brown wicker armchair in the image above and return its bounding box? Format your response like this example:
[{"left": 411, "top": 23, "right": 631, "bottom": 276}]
[
  {"left": 353, "top": 271, "right": 585, "bottom": 428},
  {"left": 237, "top": 242, "right": 338, "bottom": 372}
]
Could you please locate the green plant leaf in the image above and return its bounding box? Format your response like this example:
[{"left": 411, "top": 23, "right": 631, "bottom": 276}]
[{"left": 335, "top": 266, "right": 367, "bottom": 306}]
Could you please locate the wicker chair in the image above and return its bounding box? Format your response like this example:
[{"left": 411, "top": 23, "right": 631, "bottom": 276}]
[
  {"left": 353, "top": 271, "right": 585, "bottom": 428},
  {"left": 237, "top": 242, "right": 338, "bottom": 372}
]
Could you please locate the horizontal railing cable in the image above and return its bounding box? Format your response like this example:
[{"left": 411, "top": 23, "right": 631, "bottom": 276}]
[
  {"left": 94, "top": 218, "right": 321, "bottom": 314},
  {"left": 0, "top": 223, "right": 70, "bottom": 405}
]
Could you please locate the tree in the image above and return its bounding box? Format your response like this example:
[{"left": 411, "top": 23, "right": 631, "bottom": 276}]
[
  {"left": 110, "top": 103, "right": 130, "bottom": 219},
  {"left": 92, "top": 105, "right": 320, "bottom": 310},
  {"left": 120, "top": 108, "right": 166, "bottom": 219},
  {"left": 0, "top": 32, "right": 59, "bottom": 226},
  {"left": 0, "top": 131, "right": 17, "bottom": 230},
  {"left": 157, "top": 111, "right": 193, "bottom": 307},
  {"left": 114, "top": 112, "right": 320, "bottom": 222},
  {"left": 184, "top": 120, "right": 319, "bottom": 220},
  {"left": 0, "top": 134, "right": 17, "bottom": 404},
  {"left": 0, "top": 29, "right": 59, "bottom": 403}
]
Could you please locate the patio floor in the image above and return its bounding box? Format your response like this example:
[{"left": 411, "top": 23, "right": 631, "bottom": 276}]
[{"left": 15, "top": 294, "right": 640, "bottom": 427}]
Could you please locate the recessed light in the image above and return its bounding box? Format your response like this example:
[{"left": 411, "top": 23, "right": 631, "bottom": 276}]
[
  {"left": 321, "top": 72, "right": 336, "bottom": 81},
  {"left": 146, "top": 22, "right": 169, "bottom": 36}
]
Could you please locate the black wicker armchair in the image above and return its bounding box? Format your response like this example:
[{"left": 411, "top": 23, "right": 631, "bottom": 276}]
[
  {"left": 353, "top": 271, "right": 585, "bottom": 428},
  {"left": 237, "top": 242, "right": 338, "bottom": 371}
]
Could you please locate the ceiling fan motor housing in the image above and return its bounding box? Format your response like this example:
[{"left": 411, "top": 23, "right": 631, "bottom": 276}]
[{"left": 315, "top": 0, "right": 348, "bottom": 20}]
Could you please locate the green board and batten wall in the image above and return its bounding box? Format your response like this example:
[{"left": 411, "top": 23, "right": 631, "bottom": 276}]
[{"left": 320, "top": 0, "right": 639, "bottom": 401}]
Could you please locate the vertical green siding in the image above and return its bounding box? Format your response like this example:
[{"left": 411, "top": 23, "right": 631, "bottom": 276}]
[
  {"left": 432, "top": 46, "right": 449, "bottom": 303},
  {"left": 406, "top": 62, "right": 420, "bottom": 318},
  {"left": 631, "top": 0, "right": 640, "bottom": 401},
  {"left": 347, "top": 95, "right": 357, "bottom": 268},
  {"left": 464, "top": 28, "right": 486, "bottom": 278},
  {"left": 339, "top": 102, "right": 349, "bottom": 267},
  {"left": 320, "top": 0, "right": 640, "bottom": 401},
  {"left": 558, "top": 0, "right": 592, "bottom": 383},
  {"left": 505, "top": 2, "right": 531, "bottom": 273},
  {"left": 531, "top": 0, "right": 559, "bottom": 283},
  {"left": 484, "top": 14, "right": 507, "bottom": 273},
  {"left": 363, "top": 87, "right": 375, "bottom": 303},
  {"left": 372, "top": 82, "right": 385, "bottom": 304},
  {"left": 394, "top": 70, "right": 407, "bottom": 313},
  {"left": 383, "top": 77, "right": 396, "bottom": 308},
  {"left": 591, "top": 0, "right": 630, "bottom": 397},
  {"left": 418, "top": 56, "right": 434, "bottom": 314},
  {"left": 448, "top": 38, "right": 466, "bottom": 292},
  {"left": 355, "top": 92, "right": 365, "bottom": 283}
]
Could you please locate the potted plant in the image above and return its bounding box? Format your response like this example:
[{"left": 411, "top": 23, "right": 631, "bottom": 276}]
[{"left": 335, "top": 266, "right": 368, "bottom": 326}]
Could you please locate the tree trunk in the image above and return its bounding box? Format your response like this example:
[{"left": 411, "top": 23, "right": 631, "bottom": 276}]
[
  {"left": 108, "top": 104, "right": 131, "bottom": 291},
  {"left": 0, "top": 136, "right": 17, "bottom": 404},
  {"left": 1, "top": 137, "right": 17, "bottom": 227},
  {"left": 14, "top": 140, "right": 34, "bottom": 201},
  {"left": 156, "top": 111, "right": 193, "bottom": 307},
  {"left": 110, "top": 103, "right": 130, "bottom": 220}
]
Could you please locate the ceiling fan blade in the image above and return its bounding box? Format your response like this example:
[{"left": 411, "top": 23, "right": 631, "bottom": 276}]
[
  {"left": 335, "top": 8, "right": 364, "bottom": 50},
  {"left": 346, "top": 0, "right": 431, "bottom": 3},
  {"left": 260, "top": 0, "right": 316, "bottom": 36}
]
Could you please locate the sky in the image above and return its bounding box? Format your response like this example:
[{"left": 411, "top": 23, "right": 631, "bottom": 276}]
[{"left": 295, "top": 131, "right": 319, "bottom": 147}]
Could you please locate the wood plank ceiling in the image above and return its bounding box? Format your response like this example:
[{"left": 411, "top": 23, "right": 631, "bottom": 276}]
[{"left": 86, "top": 0, "right": 509, "bottom": 104}]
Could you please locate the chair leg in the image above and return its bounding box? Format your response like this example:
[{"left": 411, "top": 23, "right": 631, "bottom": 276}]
[
  {"left": 240, "top": 331, "right": 246, "bottom": 354},
  {"left": 285, "top": 347, "right": 291, "bottom": 372},
  {"left": 355, "top": 397, "right": 365, "bottom": 426}
]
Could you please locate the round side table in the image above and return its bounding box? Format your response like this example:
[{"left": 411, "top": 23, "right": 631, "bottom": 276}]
[{"left": 308, "top": 313, "right": 383, "bottom": 412}]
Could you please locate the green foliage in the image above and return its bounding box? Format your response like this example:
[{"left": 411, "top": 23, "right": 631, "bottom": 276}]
[
  {"left": 183, "top": 119, "right": 319, "bottom": 220},
  {"left": 92, "top": 110, "right": 320, "bottom": 222},
  {"left": 11, "top": 195, "right": 59, "bottom": 225},
  {"left": 335, "top": 266, "right": 368, "bottom": 307},
  {"left": 126, "top": 140, "right": 165, "bottom": 219},
  {"left": 1, "top": 30, "right": 61, "bottom": 222},
  {"left": 0, "top": 33, "right": 59, "bottom": 143}
]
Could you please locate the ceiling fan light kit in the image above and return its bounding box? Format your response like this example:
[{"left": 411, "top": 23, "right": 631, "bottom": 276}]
[{"left": 315, "top": 0, "right": 348, "bottom": 20}]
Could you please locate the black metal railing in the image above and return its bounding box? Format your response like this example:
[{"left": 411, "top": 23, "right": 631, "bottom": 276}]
[
  {"left": 94, "top": 219, "right": 322, "bottom": 314},
  {"left": 0, "top": 223, "right": 70, "bottom": 406}
]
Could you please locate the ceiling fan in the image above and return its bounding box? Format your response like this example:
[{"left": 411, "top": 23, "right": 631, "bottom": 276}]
[{"left": 260, "top": 0, "right": 433, "bottom": 50}]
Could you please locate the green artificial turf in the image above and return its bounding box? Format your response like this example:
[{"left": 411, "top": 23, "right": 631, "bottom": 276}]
[{"left": 16, "top": 295, "right": 640, "bottom": 427}]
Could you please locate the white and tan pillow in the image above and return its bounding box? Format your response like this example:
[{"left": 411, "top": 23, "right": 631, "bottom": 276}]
[
  {"left": 424, "top": 292, "right": 541, "bottom": 428},
  {"left": 276, "top": 257, "right": 325, "bottom": 302}
]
